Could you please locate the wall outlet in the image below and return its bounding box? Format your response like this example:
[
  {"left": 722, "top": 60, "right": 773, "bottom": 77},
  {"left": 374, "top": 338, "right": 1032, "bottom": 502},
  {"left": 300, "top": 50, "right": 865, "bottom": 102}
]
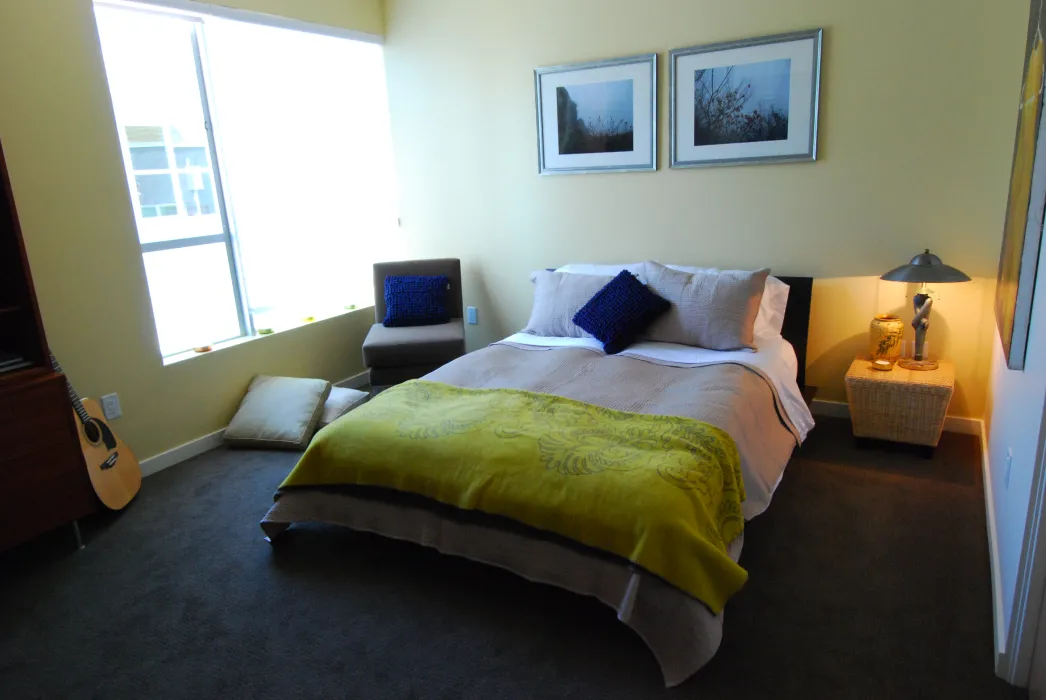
[
  {"left": 466, "top": 306, "right": 478, "bottom": 325},
  {"left": 100, "top": 393, "right": 122, "bottom": 421},
  {"left": 1005, "top": 448, "right": 1014, "bottom": 488}
]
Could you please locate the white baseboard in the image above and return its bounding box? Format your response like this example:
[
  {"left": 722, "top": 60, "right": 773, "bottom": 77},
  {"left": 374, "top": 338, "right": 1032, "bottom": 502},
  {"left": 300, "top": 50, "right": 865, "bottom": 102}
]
[
  {"left": 982, "top": 422, "right": 1010, "bottom": 667},
  {"left": 140, "top": 428, "right": 225, "bottom": 477},
  {"left": 335, "top": 369, "right": 370, "bottom": 390},
  {"left": 810, "top": 399, "right": 981, "bottom": 435},
  {"left": 944, "top": 415, "right": 983, "bottom": 436}
]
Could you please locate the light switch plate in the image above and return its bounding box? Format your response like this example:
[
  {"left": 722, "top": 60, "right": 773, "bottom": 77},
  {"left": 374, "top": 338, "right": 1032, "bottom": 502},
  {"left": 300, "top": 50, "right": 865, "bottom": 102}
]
[
  {"left": 101, "top": 393, "right": 122, "bottom": 421},
  {"left": 466, "top": 306, "right": 478, "bottom": 325}
]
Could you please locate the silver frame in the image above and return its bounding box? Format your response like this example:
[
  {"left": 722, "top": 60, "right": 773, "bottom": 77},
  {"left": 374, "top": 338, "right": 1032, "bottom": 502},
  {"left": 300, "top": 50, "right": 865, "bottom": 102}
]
[
  {"left": 534, "top": 53, "right": 657, "bottom": 175},
  {"left": 193, "top": 23, "right": 256, "bottom": 338},
  {"left": 669, "top": 29, "right": 823, "bottom": 169}
]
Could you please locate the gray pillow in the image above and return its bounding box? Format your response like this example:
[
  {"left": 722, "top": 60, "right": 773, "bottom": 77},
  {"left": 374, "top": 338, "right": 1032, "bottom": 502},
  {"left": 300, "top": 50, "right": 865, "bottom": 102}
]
[
  {"left": 523, "top": 270, "right": 614, "bottom": 338},
  {"left": 641, "top": 261, "right": 769, "bottom": 351},
  {"left": 224, "top": 375, "right": 332, "bottom": 450}
]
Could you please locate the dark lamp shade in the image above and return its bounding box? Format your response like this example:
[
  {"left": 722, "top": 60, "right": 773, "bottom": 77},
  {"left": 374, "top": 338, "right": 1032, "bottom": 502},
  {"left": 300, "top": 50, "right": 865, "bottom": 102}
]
[{"left": 880, "top": 249, "right": 972, "bottom": 284}]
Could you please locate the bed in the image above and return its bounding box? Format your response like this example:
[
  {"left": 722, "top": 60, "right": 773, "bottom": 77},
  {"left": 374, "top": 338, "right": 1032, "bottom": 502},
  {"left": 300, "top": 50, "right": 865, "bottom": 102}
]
[{"left": 260, "top": 275, "right": 815, "bottom": 687}]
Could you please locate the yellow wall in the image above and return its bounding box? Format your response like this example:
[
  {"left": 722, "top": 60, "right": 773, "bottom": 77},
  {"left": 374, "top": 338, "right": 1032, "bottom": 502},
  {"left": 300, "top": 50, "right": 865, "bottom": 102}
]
[
  {"left": 213, "top": 0, "right": 383, "bottom": 35},
  {"left": 0, "top": 0, "right": 382, "bottom": 461},
  {"left": 383, "top": 0, "right": 1026, "bottom": 418}
]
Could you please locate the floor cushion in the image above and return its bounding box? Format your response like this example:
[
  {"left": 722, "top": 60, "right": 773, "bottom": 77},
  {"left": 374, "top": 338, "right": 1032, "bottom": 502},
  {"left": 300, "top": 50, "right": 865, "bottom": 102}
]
[
  {"left": 224, "top": 376, "right": 331, "bottom": 450},
  {"left": 320, "top": 387, "right": 369, "bottom": 428}
]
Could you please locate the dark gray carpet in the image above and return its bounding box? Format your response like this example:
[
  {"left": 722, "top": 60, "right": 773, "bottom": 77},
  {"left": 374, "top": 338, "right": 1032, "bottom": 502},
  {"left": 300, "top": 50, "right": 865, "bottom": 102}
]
[{"left": 0, "top": 417, "right": 1025, "bottom": 699}]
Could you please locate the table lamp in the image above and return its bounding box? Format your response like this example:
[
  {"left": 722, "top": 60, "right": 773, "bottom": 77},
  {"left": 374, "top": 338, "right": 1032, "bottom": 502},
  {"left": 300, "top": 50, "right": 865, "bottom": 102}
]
[{"left": 880, "top": 249, "right": 970, "bottom": 371}]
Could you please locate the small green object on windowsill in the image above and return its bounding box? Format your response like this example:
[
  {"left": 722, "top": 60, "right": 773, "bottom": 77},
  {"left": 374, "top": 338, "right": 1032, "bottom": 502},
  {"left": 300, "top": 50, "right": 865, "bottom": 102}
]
[
  {"left": 345, "top": 304, "right": 357, "bottom": 310},
  {"left": 257, "top": 328, "right": 274, "bottom": 335}
]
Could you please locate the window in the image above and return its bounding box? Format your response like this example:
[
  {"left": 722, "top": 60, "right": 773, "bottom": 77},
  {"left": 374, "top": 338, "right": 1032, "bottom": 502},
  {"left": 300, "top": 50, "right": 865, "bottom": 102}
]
[{"left": 94, "top": 2, "right": 397, "bottom": 357}]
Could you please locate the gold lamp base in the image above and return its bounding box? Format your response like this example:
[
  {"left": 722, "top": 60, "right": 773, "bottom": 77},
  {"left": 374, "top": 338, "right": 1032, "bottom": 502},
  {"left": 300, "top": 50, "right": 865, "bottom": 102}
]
[{"left": 898, "top": 358, "right": 939, "bottom": 371}]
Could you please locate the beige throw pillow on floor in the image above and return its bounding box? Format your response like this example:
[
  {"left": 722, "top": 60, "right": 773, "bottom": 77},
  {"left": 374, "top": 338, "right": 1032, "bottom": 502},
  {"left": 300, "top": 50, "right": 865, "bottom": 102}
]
[
  {"left": 224, "top": 376, "right": 332, "bottom": 450},
  {"left": 319, "top": 387, "right": 369, "bottom": 428}
]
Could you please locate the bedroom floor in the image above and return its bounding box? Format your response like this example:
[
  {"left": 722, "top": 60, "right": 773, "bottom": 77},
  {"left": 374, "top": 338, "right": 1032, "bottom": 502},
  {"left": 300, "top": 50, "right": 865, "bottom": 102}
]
[{"left": 0, "top": 417, "right": 1025, "bottom": 699}]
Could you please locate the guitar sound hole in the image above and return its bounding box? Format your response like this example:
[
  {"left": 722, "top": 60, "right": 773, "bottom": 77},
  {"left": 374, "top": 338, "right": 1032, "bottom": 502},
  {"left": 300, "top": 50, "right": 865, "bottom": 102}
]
[{"left": 84, "top": 421, "right": 102, "bottom": 444}]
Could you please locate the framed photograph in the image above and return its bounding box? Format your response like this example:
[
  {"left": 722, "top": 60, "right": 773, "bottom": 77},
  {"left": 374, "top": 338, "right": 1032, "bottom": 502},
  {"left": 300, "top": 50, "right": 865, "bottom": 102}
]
[
  {"left": 670, "top": 29, "right": 822, "bottom": 168},
  {"left": 534, "top": 53, "right": 657, "bottom": 175},
  {"left": 997, "top": 0, "right": 1046, "bottom": 371}
]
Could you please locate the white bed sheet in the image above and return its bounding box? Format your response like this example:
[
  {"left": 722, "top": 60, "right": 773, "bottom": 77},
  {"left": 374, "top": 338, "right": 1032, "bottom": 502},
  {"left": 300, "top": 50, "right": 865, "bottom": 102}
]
[{"left": 499, "top": 332, "right": 814, "bottom": 442}]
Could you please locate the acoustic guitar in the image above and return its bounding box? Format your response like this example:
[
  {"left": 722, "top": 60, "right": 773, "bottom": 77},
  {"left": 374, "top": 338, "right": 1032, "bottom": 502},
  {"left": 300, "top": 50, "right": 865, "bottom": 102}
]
[{"left": 50, "top": 354, "right": 141, "bottom": 510}]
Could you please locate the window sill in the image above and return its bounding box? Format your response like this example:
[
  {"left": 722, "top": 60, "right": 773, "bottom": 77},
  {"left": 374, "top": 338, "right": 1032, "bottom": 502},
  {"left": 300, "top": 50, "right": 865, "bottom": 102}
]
[{"left": 162, "top": 305, "right": 373, "bottom": 366}]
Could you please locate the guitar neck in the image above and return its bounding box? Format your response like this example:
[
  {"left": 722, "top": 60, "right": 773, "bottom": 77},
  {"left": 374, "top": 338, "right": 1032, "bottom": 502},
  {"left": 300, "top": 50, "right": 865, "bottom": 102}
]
[
  {"left": 50, "top": 353, "right": 91, "bottom": 425},
  {"left": 66, "top": 382, "right": 92, "bottom": 425}
]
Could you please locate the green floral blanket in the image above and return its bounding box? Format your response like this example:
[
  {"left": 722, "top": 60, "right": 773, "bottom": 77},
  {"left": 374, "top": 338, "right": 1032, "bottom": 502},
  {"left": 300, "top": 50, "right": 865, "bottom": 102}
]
[{"left": 279, "top": 380, "right": 747, "bottom": 612}]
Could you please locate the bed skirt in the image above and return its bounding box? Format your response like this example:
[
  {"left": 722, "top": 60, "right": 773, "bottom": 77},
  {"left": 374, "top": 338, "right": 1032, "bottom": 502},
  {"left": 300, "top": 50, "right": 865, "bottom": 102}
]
[{"left": 261, "top": 489, "right": 741, "bottom": 687}]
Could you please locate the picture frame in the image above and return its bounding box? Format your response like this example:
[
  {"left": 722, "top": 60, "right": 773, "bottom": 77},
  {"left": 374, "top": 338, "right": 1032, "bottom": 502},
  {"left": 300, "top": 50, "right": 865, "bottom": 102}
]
[
  {"left": 996, "top": 0, "right": 1046, "bottom": 371},
  {"left": 669, "top": 29, "right": 823, "bottom": 168},
  {"left": 534, "top": 53, "right": 657, "bottom": 175}
]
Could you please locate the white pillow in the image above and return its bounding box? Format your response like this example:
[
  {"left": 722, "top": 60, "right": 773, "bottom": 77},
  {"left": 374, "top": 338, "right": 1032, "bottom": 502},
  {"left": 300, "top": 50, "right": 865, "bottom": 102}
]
[
  {"left": 758, "top": 276, "right": 790, "bottom": 338},
  {"left": 320, "top": 387, "right": 368, "bottom": 428},
  {"left": 556, "top": 262, "right": 648, "bottom": 282},
  {"left": 666, "top": 264, "right": 789, "bottom": 339}
]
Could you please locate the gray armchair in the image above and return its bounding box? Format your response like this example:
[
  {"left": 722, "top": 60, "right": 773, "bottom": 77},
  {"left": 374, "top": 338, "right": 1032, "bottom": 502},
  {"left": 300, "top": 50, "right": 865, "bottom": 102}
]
[{"left": 362, "top": 258, "right": 466, "bottom": 387}]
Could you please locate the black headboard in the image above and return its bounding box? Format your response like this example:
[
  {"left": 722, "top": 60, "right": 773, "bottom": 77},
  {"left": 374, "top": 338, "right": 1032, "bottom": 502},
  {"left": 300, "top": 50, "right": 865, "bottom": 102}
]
[{"left": 776, "top": 276, "right": 813, "bottom": 390}]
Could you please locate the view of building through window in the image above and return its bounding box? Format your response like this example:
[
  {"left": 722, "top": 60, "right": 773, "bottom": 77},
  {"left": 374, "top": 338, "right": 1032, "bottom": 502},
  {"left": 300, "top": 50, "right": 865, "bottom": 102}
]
[{"left": 126, "top": 126, "right": 217, "bottom": 219}]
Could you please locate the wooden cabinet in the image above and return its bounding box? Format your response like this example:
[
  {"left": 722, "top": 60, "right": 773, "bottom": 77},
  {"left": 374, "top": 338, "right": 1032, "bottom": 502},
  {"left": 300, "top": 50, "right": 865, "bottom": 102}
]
[
  {"left": 0, "top": 140, "right": 96, "bottom": 551},
  {"left": 0, "top": 372, "right": 95, "bottom": 551}
]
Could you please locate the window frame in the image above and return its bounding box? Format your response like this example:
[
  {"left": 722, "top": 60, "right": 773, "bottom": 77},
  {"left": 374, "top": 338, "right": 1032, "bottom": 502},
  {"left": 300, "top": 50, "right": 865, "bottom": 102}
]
[
  {"left": 98, "top": 0, "right": 392, "bottom": 359},
  {"left": 109, "top": 13, "right": 254, "bottom": 352}
]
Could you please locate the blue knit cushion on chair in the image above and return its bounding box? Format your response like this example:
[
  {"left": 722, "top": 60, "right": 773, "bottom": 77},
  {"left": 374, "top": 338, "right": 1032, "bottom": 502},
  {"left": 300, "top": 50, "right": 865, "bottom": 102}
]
[
  {"left": 383, "top": 275, "right": 451, "bottom": 327},
  {"left": 572, "top": 270, "right": 670, "bottom": 354}
]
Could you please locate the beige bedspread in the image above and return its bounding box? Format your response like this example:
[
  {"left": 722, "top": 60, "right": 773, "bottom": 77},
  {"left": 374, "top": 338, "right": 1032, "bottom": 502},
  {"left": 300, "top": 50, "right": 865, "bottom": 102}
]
[
  {"left": 429, "top": 342, "right": 797, "bottom": 519},
  {"left": 262, "top": 342, "right": 800, "bottom": 687}
]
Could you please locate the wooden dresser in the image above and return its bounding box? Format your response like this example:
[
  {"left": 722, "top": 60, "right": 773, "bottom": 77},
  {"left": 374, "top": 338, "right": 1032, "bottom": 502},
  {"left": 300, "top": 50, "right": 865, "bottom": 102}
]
[{"left": 0, "top": 141, "right": 95, "bottom": 552}]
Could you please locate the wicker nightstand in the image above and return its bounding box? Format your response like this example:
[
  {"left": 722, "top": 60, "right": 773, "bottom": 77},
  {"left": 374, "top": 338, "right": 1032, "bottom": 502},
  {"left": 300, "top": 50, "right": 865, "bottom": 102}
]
[{"left": 844, "top": 359, "right": 955, "bottom": 453}]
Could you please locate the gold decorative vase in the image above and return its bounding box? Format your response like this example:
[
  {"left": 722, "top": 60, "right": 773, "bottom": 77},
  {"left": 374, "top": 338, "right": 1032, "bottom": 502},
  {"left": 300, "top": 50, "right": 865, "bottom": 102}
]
[{"left": 869, "top": 314, "right": 904, "bottom": 368}]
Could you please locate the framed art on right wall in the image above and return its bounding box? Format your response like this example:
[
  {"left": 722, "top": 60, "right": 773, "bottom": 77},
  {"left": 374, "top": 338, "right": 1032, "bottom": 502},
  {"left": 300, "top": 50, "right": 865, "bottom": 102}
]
[
  {"left": 669, "top": 29, "right": 822, "bottom": 168},
  {"left": 997, "top": 0, "right": 1046, "bottom": 371}
]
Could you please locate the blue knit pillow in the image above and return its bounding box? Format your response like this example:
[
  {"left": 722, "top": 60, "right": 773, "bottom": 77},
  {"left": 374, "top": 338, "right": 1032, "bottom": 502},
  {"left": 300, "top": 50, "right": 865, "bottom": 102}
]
[
  {"left": 383, "top": 275, "right": 451, "bottom": 327},
  {"left": 572, "top": 271, "right": 670, "bottom": 354}
]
